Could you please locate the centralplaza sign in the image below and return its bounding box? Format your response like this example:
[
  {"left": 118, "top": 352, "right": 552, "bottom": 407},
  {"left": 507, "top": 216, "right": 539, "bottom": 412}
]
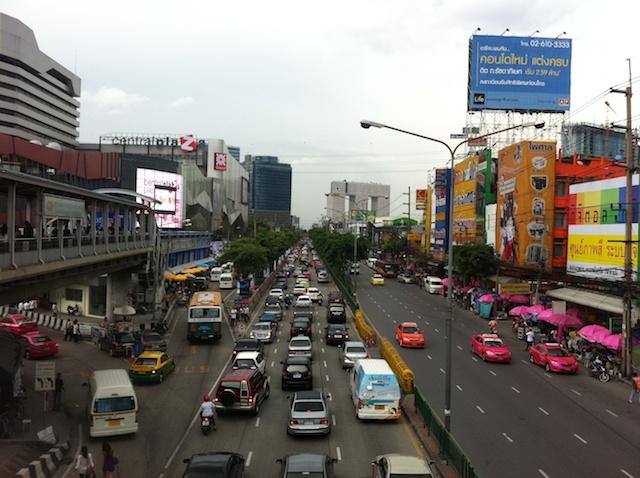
[{"left": 100, "top": 134, "right": 206, "bottom": 150}]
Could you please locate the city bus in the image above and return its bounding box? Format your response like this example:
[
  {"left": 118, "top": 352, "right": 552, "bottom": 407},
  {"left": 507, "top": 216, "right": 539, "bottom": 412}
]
[{"left": 187, "top": 291, "right": 223, "bottom": 342}]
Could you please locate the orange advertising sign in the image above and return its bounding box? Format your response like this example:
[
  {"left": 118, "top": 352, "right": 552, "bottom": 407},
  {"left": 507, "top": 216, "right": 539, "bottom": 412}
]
[
  {"left": 415, "top": 189, "right": 428, "bottom": 209},
  {"left": 453, "top": 155, "right": 479, "bottom": 243},
  {"left": 496, "top": 141, "right": 556, "bottom": 270}
]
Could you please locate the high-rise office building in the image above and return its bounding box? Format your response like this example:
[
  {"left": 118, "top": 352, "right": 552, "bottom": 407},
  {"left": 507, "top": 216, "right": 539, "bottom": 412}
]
[
  {"left": 242, "top": 155, "right": 292, "bottom": 226},
  {"left": 0, "top": 13, "right": 81, "bottom": 148},
  {"left": 228, "top": 145, "right": 240, "bottom": 162}
]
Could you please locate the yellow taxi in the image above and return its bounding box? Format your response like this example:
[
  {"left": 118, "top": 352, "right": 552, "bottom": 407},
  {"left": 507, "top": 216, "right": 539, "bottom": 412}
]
[
  {"left": 370, "top": 274, "right": 385, "bottom": 286},
  {"left": 129, "top": 351, "right": 175, "bottom": 384}
]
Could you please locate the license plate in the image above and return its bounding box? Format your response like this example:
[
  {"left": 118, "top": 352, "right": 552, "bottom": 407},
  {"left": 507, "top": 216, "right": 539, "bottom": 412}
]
[
  {"left": 107, "top": 419, "right": 121, "bottom": 427},
  {"left": 293, "top": 373, "right": 302, "bottom": 378},
  {"left": 335, "top": 335, "right": 342, "bottom": 338},
  {"left": 375, "top": 405, "right": 385, "bottom": 410}
]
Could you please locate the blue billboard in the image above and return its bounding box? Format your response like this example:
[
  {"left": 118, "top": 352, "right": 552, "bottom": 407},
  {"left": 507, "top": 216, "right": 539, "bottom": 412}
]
[
  {"left": 468, "top": 35, "right": 571, "bottom": 112},
  {"left": 432, "top": 168, "right": 451, "bottom": 260}
]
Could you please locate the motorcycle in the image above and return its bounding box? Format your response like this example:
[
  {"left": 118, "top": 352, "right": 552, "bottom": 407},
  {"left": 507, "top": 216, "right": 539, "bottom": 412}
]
[
  {"left": 66, "top": 304, "right": 80, "bottom": 316},
  {"left": 150, "top": 319, "right": 168, "bottom": 335},
  {"left": 589, "top": 356, "right": 611, "bottom": 383},
  {"left": 200, "top": 415, "right": 215, "bottom": 435}
]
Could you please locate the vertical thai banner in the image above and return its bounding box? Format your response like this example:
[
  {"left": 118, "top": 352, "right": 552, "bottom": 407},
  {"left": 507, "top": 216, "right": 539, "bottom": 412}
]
[
  {"left": 452, "top": 155, "right": 479, "bottom": 244},
  {"left": 433, "top": 169, "right": 451, "bottom": 261},
  {"left": 496, "top": 141, "right": 556, "bottom": 270},
  {"left": 424, "top": 188, "right": 432, "bottom": 256}
]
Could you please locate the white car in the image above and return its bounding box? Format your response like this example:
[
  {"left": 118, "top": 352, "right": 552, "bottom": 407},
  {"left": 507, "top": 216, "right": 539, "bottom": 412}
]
[
  {"left": 424, "top": 276, "right": 443, "bottom": 294},
  {"left": 269, "top": 288, "right": 285, "bottom": 301},
  {"left": 372, "top": 454, "right": 434, "bottom": 478},
  {"left": 288, "top": 336, "right": 313, "bottom": 359},
  {"left": 232, "top": 351, "right": 266, "bottom": 374},
  {"left": 295, "top": 295, "right": 313, "bottom": 308},
  {"left": 306, "top": 288, "right": 323, "bottom": 304},
  {"left": 249, "top": 323, "right": 274, "bottom": 343},
  {"left": 293, "top": 285, "right": 307, "bottom": 296}
]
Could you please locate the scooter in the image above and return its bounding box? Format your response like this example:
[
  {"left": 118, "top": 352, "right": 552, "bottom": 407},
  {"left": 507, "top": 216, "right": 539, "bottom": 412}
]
[
  {"left": 200, "top": 415, "right": 216, "bottom": 435},
  {"left": 589, "top": 356, "right": 611, "bottom": 383},
  {"left": 67, "top": 304, "right": 80, "bottom": 316}
]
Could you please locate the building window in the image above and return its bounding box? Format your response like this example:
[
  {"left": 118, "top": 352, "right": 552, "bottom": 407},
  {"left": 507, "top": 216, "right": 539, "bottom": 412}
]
[
  {"left": 553, "top": 242, "right": 564, "bottom": 258},
  {"left": 65, "top": 288, "right": 82, "bottom": 302},
  {"left": 555, "top": 180, "right": 567, "bottom": 197},
  {"left": 554, "top": 212, "right": 566, "bottom": 228}
]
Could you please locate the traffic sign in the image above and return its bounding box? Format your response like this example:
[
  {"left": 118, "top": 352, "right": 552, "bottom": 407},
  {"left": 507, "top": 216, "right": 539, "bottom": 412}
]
[
  {"left": 449, "top": 133, "right": 467, "bottom": 139},
  {"left": 35, "top": 361, "right": 55, "bottom": 392}
]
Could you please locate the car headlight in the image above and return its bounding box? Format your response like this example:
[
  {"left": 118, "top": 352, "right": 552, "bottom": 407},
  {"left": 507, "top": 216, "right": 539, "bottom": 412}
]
[{"left": 485, "top": 350, "right": 495, "bottom": 355}]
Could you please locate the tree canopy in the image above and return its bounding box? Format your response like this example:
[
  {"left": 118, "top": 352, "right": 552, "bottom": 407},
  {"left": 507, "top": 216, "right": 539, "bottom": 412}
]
[{"left": 452, "top": 243, "right": 497, "bottom": 282}]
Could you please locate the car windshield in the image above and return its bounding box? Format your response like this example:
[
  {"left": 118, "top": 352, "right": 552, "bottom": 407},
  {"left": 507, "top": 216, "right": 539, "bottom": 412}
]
[
  {"left": 547, "top": 348, "right": 569, "bottom": 357},
  {"left": 286, "top": 365, "right": 309, "bottom": 373},
  {"left": 403, "top": 326, "right": 419, "bottom": 334},
  {"left": 253, "top": 323, "right": 271, "bottom": 331},
  {"left": 134, "top": 358, "right": 158, "bottom": 366},
  {"left": 346, "top": 346, "right": 366, "bottom": 354},
  {"left": 485, "top": 340, "right": 503, "bottom": 347},
  {"left": 32, "top": 335, "right": 51, "bottom": 343},
  {"left": 184, "top": 468, "right": 228, "bottom": 478},
  {"left": 293, "top": 322, "right": 308, "bottom": 328},
  {"left": 116, "top": 333, "right": 134, "bottom": 343},
  {"left": 286, "top": 473, "right": 324, "bottom": 478},
  {"left": 143, "top": 333, "right": 162, "bottom": 342},
  {"left": 18, "top": 318, "right": 34, "bottom": 324},
  {"left": 94, "top": 396, "right": 136, "bottom": 413},
  {"left": 190, "top": 307, "right": 220, "bottom": 319},
  {"left": 389, "top": 474, "right": 432, "bottom": 478},
  {"left": 291, "top": 339, "right": 310, "bottom": 347},
  {"left": 219, "top": 381, "right": 241, "bottom": 391},
  {"left": 293, "top": 401, "right": 325, "bottom": 412},
  {"left": 235, "top": 359, "right": 256, "bottom": 368},
  {"left": 328, "top": 325, "right": 346, "bottom": 331}
]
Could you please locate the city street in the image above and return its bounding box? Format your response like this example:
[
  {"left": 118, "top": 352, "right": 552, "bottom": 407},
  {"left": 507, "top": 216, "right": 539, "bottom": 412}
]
[{"left": 356, "top": 265, "right": 640, "bottom": 478}]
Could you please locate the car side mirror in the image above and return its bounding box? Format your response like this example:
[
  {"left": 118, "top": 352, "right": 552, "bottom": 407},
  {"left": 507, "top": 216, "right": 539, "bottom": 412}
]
[{"left": 428, "top": 460, "right": 435, "bottom": 465}]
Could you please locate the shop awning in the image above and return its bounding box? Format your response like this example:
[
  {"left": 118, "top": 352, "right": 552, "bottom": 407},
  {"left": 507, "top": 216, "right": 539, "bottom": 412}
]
[{"left": 545, "top": 287, "right": 623, "bottom": 315}]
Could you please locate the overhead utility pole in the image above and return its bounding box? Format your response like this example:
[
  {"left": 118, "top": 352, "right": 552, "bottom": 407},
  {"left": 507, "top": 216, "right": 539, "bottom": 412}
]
[
  {"left": 611, "top": 59, "right": 636, "bottom": 378},
  {"left": 403, "top": 187, "right": 411, "bottom": 262}
]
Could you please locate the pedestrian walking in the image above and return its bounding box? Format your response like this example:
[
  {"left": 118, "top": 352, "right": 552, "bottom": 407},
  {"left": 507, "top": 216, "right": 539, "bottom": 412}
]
[
  {"left": 101, "top": 442, "right": 118, "bottom": 478},
  {"left": 72, "top": 319, "right": 80, "bottom": 343},
  {"left": 629, "top": 372, "right": 640, "bottom": 404},
  {"left": 525, "top": 328, "right": 535, "bottom": 351},
  {"left": 64, "top": 320, "right": 73, "bottom": 341},
  {"left": 488, "top": 318, "right": 498, "bottom": 335},
  {"left": 74, "top": 445, "right": 95, "bottom": 478},
  {"left": 51, "top": 302, "right": 58, "bottom": 320},
  {"left": 17, "top": 301, "right": 24, "bottom": 313},
  {"left": 53, "top": 372, "right": 64, "bottom": 411}
]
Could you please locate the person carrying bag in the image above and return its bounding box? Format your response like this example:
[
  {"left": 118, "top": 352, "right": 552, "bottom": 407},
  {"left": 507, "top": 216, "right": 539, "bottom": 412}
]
[{"left": 75, "top": 446, "right": 95, "bottom": 478}]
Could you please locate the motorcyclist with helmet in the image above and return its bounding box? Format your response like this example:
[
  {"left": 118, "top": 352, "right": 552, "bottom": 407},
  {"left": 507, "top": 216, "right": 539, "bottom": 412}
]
[{"left": 200, "top": 394, "right": 216, "bottom": 431}]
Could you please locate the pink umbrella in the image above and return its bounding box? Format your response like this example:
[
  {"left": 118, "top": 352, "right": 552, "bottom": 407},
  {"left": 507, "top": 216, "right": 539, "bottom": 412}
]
[
  {"left": 499, "top": 293, "right": 512, "bottom": 301},
  {"left": 538, "top": 312, "right": 583, "bottom": 328},
  {"left": 441, "top": 278, "right": 449, "bottom": 286},
  {"left": 479, "top": 294, "right": 495, "bottom": 303},
  {"left": 601, "top": 334, "right": 623, "bottom": 350},
  {"left": 526, "top": 305, "right": 546, "bottom": 314},
  {"left": 462, "top": 286, "right": 472, "bottom": 293},
  {"left": 509, "top": 294, "right": 530, "bottom": 304},
  {"left": 508, "top": 305, "right": 529, "bottom": 316},
  {"left": 578, "top": 325, "right": 612, "bottom": 343}
]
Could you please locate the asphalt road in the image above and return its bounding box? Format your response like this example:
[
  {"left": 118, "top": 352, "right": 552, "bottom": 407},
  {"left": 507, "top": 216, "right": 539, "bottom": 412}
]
[
  {"left": 356, "top": 265, "right": 640, "bottom": 478},
  {"left": 161, "top": 274, "right": 425, "bottom": 478}
]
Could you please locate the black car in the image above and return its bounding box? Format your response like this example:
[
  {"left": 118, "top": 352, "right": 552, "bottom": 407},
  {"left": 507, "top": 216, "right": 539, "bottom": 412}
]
[
  {"left": 183, "top": 452, "right": 245, "bottom": 478},
  {"left": 325, "top": 324, "right": 350, "bottom": 345},
  {"left": 232, "top": 338, "right": 265, "bottom": 358},
  {"left": 290, "top": 319, "right": 312, "bottom": 339},
  {"left": 99, "top": 331, "right": 136, "bottom": 357},
  {"left": 265, "top": 295, "right": 281, "bottom": 307},
  {"left": 293, "top": 309, "right": 314, "bottom": 321},
  {"left": 277, "top": 453, "right": 336, "bottom": 478},
  {"left": 326, "top": 304, "right": 346, "bottom": 324},
  {"left": 280, "top": 356, "right": 312, "bottom": 390}
]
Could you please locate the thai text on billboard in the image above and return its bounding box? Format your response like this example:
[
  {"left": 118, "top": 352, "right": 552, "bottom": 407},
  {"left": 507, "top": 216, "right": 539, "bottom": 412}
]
[
  {"left": 496, "top": 141, "right": 556, "bottom": 270},
  {"left": 136, "top": 168, "right": 183, "bottom": 228},
  {"left": 433, "top": 168, "right": 451, "bottom": 256},
  {"left": 468, "top": 35, "right": 572, "bottom": 112},
  {"left": 453, "top": 155, "right": 479, "bottom": 243}
]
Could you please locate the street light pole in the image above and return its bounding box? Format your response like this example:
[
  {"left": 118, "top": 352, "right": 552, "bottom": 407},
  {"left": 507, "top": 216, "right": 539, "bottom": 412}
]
[{"left": 361, "top": 119, "right": 544, "bottom": 431}]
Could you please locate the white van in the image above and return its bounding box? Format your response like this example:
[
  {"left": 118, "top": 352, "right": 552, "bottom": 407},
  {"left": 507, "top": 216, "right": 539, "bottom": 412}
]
[
  {"left": 350, "top": 359, "right": 401, "bottom": 420},
  {"left": 88, "top": 369, "right": 138, "bottom": 437},
  {"left": 210, "top": 267, "right": 223, "bottom": 282},
  {"left": 366, "top": 258, "right": 377, "bottom": 269},
  {"left": 219, "top": 272, "right": 234, "bottom": 289},
  {"left": 424, "top": 276, "right": 443, "bottom": 294}
]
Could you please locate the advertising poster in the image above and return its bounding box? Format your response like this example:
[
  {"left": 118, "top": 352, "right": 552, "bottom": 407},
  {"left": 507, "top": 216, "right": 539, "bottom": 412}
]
[
  {"left": 214, "top": 152, "right": 227, "bottom": 171},
  {"left": 136, "top": 168, "right": 183, "bottom": 228},
  {"left": 496, "top": 141, "right": 556, "bottom": 270},
  {"left": 415, "top": 189, "right": 428, "bottom": 210},
  {"left": 453, "top": 155, "right": 479, "bottom": 243},
  {"left": 468, "top": 35, "right": 572, "bottom": 112},
  {"left": 432, "top": 168, "right": 451, "bottom": 260}
]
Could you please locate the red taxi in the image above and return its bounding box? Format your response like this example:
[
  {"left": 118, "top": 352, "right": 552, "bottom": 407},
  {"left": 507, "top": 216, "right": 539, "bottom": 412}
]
[
  {"left": 21, "top": 331, "right": 59, "bottom": 359},
  {"left": 471, "top": 334, "right": 511, "bottom": 363},
  {"left": 0, "top": 314, "right": 38, "bottom": 336},
  {"left": 395, "top": 322, "right": 425, "bottom": 348},
  {"left": 529, "top": 342, "right": 578, "bottom": 374}
]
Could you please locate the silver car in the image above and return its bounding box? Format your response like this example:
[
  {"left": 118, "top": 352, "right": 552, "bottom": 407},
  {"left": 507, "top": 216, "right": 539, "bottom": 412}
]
[
  {"left": 287, "top": 390, "right": 331, "bottom": 436},
  {"left": 338, "top": 341, "right": 368, "bottom": 369},
  {"left": 288, "top": 336, "right": 312, "bottom": 359},
  {"left": 250, "top": 322, "right": 274, "bottom": 343}
]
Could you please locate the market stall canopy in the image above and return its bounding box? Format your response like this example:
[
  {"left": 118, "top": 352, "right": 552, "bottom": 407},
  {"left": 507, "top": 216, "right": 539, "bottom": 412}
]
[
  {"left": 601, "top": 334, "right": 623, "bottom": 351},
  {"left": 526, "top": 305, "right": 546, "bottom": 314},
  {"left": 537, "top": 311, "right": 582, "bottom": 327},
  {"left": 546, "top": 288, "right": 623, "bottom": 315},
  {"left": 578, "top": 325, "right": 612, "bottom": 343},
  {"left": 508, "top": 295, "right": 530, "bottom": 304},
  {"left": 164, "top": 272, "right": 176, "bottom": 280},
  {"left": 478, "top": 294, "right": 496, "bottom": 303},
  {"left": 113, "top": 305, "right": 136, "bottom": 316},
  {"left": 509, "top": 305, "right": 529, "bottom": 316}
]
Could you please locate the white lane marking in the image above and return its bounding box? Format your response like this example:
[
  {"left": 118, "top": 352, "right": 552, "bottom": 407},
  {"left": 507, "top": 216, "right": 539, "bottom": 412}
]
[
  {"left": 502, "top": 432, "right": 514, "bottom": 443},
  {"left": 271, "top": 361, "right": 274, "bottom": 368},
  {"left": 425, "top": 321, "right": 430, "bottom": 325},
  {"left": 417, "top": 315, "right": 423, "bottom": 319},
  {"left": 538, "top": 407, "right": 550, "bottom": 416},
  {"left": 274, "top": 348, "right": 278, "bottom": 354},
  {"left": 620, "top": 469, "right": 634, "bottom": 478},
  {"left": 472, "top": 357, "right": 478, "bottom": 362},
  {"left": 336, "top": 446, "right": 342, "bottom": 461},
  {"left": 323, "top": 360, "right": 327, "bottom": 368},
  {"left": 439, "top": 368, "right": 446, "bottom": 374},
  {"left": 544, "top": 372, "right": 552, "bottom": 378},
  {"left": 456, "top": 345, "right": 463, "bottom": 351},
  {"left": 605, "top": 409, "right": 619, "bottom": 418},
  {"left": 511, "top": 386, "right": 521, "bottom": 394},
  {"left": 277, "top": 338, "right": 281, "bottom": 343},
  {"left": 456, "top": 385, "right": 463, "bottom": 392},
  {"left": 392, "top": 319, "right": 396, "bottom": 323},
  {"left": 571, "top": 389, "right": 582, "bottom": 397},
  {"left": 476, "top": 405, "right": 486, "bottom": 414},
  {"left": 489, "top": 370, "right": 497, "bottom": 376},
  {"left": 327, "top": 393, "right": 332, "bottom": 401},
  {"left": 427, "top": 354, "right": 433, "bottom": 360},
  {"left": 521, "top": 359, "right": 529, "bottom": 365},
  {"left": 320, "top": 338, "right": 324, "bottom": 343},
  {"left": 410, "top": 310, "right": 415, "bottom": 314},
  {"left": 246, "top": 451, "right": 253, "bottom": 467},
  {"left": 434, "top": 328, "right": 440, "bottom": 333},
  {"left": 538, "top": 470, "right": 550, "bottom": 478},
  {"left": 332, "top": 414, "right": 336, "bottom": 426},
  {"left": 325, "top": 374, "right": 330, "bottom": 382},
  {"left": 255, "top": 417, "right": 260, "bottom": 427},
  {"left": 573, "top": 433, "right": 588, "bottom": 444},
  {"left": 321, "top": 347, "right": 325, "bottom": 353}
]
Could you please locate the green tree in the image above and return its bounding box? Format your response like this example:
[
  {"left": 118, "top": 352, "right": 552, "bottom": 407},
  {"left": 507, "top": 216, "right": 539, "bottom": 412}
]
[
  {"left": 452, "top": 243, "right": 497, "bottom": 283},
  {"left": 382, "top": 230, "right": 405, "bottom": 260}
]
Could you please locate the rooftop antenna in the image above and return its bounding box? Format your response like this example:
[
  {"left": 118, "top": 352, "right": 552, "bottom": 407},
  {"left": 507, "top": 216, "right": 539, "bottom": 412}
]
[
  {"left": 500, "top": 28, "right": 510, "bottom": 36},
  {"left": 555, "top": 31, "right": 567, "bottom": 38},
  {"left": 473, "top": 27, "right": 481, "bottom": 36},
  {"left": 530, "top": 30, "right": 540, "bottom": 36}
]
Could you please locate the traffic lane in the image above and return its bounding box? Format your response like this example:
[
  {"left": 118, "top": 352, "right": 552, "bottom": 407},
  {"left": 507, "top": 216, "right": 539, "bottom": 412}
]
[
  {"left": 366, "top": 274, "right": 640, "bottom": 451},
  {"left": 358, "top": 277, "right": 640, "bottom": 477},
  {"left": 168, "top": 283, "right": 423, "bottom": 477}
]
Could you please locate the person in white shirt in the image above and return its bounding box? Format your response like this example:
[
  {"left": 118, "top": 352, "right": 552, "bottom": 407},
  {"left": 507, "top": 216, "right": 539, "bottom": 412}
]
[
  {"left": 199, "top": 394, "right": 217, "bottom": 429},
  {"left": 75, "top": 445, "right": 94, "bottom": 478},
  {"left": 525, "top": 328, "right": 535, "bottom": 351},
  {"left": 17, "top": 302, "right": 24, "bottom": 312}
]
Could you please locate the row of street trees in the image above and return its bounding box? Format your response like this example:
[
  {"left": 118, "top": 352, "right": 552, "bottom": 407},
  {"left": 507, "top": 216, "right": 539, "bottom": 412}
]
[{"left": 309, "top": 228, "right": 369, "bottom": 271}]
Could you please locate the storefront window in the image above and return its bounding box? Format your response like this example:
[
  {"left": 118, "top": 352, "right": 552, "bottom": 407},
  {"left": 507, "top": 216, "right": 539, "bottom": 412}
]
[
  {"left": 555, "top": 181, "right": 567, "bottom": 197},
  {"left": 65, "top": 288, "right": 82, "bottom": 302}
]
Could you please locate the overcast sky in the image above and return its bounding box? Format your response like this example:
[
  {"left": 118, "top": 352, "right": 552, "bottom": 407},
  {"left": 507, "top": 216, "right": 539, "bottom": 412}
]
[{"left": 3, "top": 0, "right": 639, "bottom": 227}]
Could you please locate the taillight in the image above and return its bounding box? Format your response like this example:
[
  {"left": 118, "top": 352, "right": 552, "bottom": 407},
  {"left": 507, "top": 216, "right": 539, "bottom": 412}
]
[
  {"left": 357, "top": 399, "right": 364, "bottom": 409},
  {"left": 288, "top": 419, "right": 299, "bottom": 425},
  {"left": 319, "top": 419, "right": 329, "bottom": 425}
]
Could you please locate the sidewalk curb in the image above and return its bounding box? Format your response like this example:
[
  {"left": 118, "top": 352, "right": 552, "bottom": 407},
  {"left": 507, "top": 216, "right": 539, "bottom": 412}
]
[{"left": 15, "top": 441, "right": 70, "bottom": 478}]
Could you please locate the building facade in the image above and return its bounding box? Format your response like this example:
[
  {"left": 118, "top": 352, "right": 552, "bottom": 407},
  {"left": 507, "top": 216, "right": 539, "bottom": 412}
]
[
  {"left": 0, "top": 13, "right": 81, "bottom": 148},
  {"left": 325, "top": 181, "right": 390, "bottom": 225},
  {"left": 243, "top": 155, "right": 292, "bottom": 227}
]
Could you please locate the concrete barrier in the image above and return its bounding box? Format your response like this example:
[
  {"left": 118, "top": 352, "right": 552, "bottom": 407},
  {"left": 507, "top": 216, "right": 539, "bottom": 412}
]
[
  {"left": 48, "top": 446, "right": 63, "bottom": 465},
  {"left": 354, "top": 310, "right": 377, "bottom": 346},
  {"left": 38, "top": 454, "right": 55, "bottom": 477},
  {"left": 15, "top": 468, "right": 30, "bottom": 478},
  {"left": 379, "top": 337, "right": 416, "bottom": 393},
  {"left": 27, "top": 460, "right": 46, "bottom": 478}
]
